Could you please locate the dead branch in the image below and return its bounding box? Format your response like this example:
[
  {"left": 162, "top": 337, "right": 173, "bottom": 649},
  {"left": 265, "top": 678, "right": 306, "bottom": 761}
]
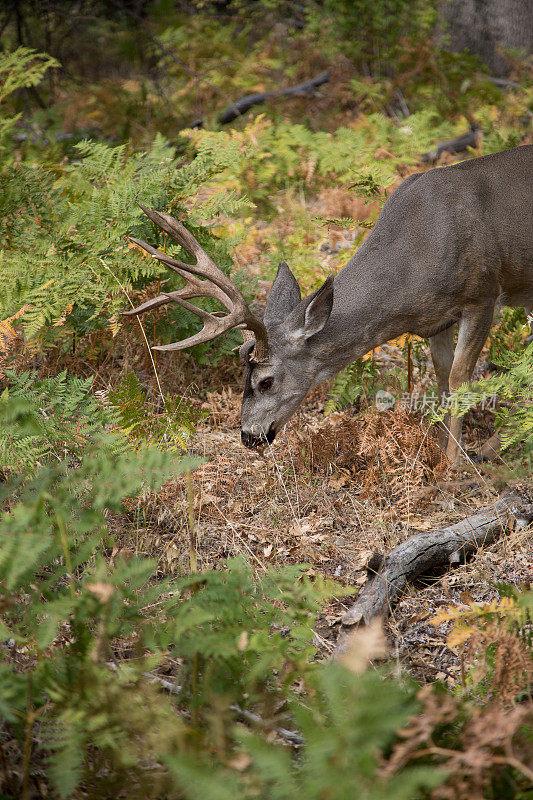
[
  {"left": 216, "top": 70, "right": 330, "bottom": 125},
  {"left": 421, "top": 124, "right": 482, "bottom": 163},
  {"left": 333, "top": 490, "right": 533, "bottom": 658}
]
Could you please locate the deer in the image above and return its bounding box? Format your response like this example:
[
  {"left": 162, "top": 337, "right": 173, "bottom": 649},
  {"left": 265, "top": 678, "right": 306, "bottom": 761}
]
[{"left": 123, "top": 145, "right": 533, "bottom": 466}]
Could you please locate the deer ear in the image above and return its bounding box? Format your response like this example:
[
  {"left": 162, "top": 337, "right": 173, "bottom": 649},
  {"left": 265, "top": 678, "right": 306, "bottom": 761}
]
[
  {"left": 264, "top": 261, "right": 302, "bottom": 328},
  {"left": 287, "top": 276, "right": 334, "bottom": 341}
]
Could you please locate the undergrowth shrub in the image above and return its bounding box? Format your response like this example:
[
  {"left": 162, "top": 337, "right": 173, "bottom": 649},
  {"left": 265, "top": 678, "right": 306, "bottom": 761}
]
[
  {"left": 304, "top": 0, "right": 438, "bottom": 72},
  {"left": 352, "top": 44, "right": 502, "bottom": 121},
  {"left": 185, "top": 112, "right": 451, "bottom": 207},
  {"left": 108, "top": 371, "right": 205, "bottom": 451},
  {"left": 0, "top": 388, "right": 198, "bottom": 795},
  {"left": 0, "top": 47, "right": 59, "bottom": 164},
  {"left": 446, "top": 341, "right": 533, "bottom": 469},
  {"left": 488, "top": 307, "right": 529, "bottom": 362},
  {"left": 432, "top": 589, "right": 533, "bottom": 704},
  {"left": 0, "top": 370, "right": 118, "bottom": 476},
  {"left": 0, "top": 48, "right": 257, "bottom": 365},
  {"left": 0, "top": 384, "right": 340, "bottom": 798},
  {"left": 1, "top": 25, "right": 532, "bottom": 800},
  {"left": 2, "top": 372, "right": 530, "bottom": 798},
  {"left": 286, "top": 409, "right": 445, "bottom": 511},
  {"left": 0, "top": 133, "right": 251, "bottom": 356},
  {"left": 325, "top": 357, "right": 383, "bottom": 413}
]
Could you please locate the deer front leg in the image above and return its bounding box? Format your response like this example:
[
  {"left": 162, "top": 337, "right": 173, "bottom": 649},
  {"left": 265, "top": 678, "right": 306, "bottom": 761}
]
[
  {"left": 446, "top": 304, "right": 495, "bottom": 467},
  {"left": 429, "top": 325, "right": 455, "bottom": 448}
]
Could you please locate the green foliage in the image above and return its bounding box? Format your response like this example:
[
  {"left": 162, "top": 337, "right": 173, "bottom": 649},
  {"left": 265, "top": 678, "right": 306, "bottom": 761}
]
[
  {"left": 109, "top": 371, "right": 205, "bottom": 450},
  {"left": 446, "top": 341, "right": 533, "bottom": 462},
  {"left": 399, "top": 46, "right": 501, "bottom": 119},
  {"left": 0, "top": 369, "right": 122, "bottom": 476},
  {"left": 212, "top": 113, "right": 451, "bottom": 204},
  {"left": 305, "top": 0, "right": 438, "bottom": 71},
  {"left": 0, "top": 390, "right": 351, "bottom": 798},
  {"left": 169, "top": 559, "right": 339, "bottom": 709},
  {"left": 167, "top": 665, "right": 442, "bottom": 800},
  {"left": 488, "top": 306, "right": 529, "bottom": 361},
  {"left": 0, "top": 388, "right": 194, "bottom": 796},
  {"left": 0, "top": 381, "right": 473, "bottom": 800},
  {"left": 0, "top": 49, "right": 255, "bottom": 362},
  {"left": 325, "top": 358, "right": 382, "bottom": 413},
  {"left": 0, "top": 47, "right": 59, "bottom": 163},
  {"left": 1, "top": 135, "right": 168, "bottom": 342},
  {"left": 350, "top": 172, "right": 390, "bottom": 203},
  {"left": 1, "top": 13, "right": 532, "bottom": 800},
  {"left": 0, "top": 131, "right": 250, "bottom": 350}
]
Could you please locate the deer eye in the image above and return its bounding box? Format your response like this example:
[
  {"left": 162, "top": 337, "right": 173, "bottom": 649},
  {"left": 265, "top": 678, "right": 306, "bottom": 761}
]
[{"left": 258, "top": 377, "right": 273, "bottom": 393}]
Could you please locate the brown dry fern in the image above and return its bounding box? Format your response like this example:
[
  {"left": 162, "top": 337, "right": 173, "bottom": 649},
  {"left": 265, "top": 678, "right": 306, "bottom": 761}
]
[{"left": 285, "top": 408, "right": 445, "bottom": 509}]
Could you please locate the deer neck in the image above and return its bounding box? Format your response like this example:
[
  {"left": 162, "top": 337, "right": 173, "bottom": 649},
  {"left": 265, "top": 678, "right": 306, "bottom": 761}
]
[{"left": 311, "top": 242, "right": 409, "bottom": 384}]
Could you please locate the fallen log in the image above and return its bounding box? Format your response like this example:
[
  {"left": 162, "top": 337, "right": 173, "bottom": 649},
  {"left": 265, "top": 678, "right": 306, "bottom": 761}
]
[
  {"left": 333, "top": 490, "right": 533, "bottom": 658},
  {"left": 217, "top": 70, "right": 330, "bottom": 124},
  {"left": 421, "top": 123, "right": 482, "bottom": 163}
]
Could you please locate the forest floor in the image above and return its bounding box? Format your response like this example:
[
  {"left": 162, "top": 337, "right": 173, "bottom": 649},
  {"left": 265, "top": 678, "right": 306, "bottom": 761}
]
[
  {"left": 2, "top": 17, "right": 533, "bottom": 796},
  {"left": 103, "top": 346, "right": 532, "bottom": 686}
]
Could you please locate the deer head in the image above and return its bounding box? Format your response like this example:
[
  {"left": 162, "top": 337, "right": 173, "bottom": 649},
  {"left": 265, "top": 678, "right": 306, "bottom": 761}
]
[
  {"left": 124, "top": 207, "right": 334, "bottom": 449},
  {"left": 240, "top": 264, "right": 334, "bottom": 448}
]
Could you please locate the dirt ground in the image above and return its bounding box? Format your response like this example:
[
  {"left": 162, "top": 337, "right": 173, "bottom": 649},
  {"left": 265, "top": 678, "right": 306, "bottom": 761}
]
[{"left": 115, "top": 361, "right": 532, "bottom": 686}]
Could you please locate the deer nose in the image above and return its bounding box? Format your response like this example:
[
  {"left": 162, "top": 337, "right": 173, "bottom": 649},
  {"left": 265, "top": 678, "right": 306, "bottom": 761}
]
[
  {"left": 241, "top": 426, "right": 276, "bottom": 449},
  {"left": 241, "top": 430, "right": 267, "bottom": 449}
]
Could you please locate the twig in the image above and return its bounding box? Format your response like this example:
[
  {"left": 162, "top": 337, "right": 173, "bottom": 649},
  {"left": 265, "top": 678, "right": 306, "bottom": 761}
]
[
  {"left": 421, "top": 124, "right": 482, "bottom": 164},
  {"left": 108, "top": 666, "right": 304, "bottom": 746},
  {"left": 21, "top": 681, "right": 34, "bottom": 800},
  {"left": 229, "top": 704, "right": 304, "bottom": 745},
  {"left": 0, "top": 736, "right": 17, "bottom": 798},
  {"left": 186, "top": 472, "right": 197, "bottom": 574}
]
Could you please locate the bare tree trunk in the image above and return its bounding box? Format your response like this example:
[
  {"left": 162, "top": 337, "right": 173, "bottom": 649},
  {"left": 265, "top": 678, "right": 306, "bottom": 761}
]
[{"left": 439, "top": 0, "right": 533, "bottom": 77}]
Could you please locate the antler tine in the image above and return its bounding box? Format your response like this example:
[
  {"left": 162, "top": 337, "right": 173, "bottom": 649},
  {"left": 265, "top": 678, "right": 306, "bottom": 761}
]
[
  {"left": 152, "top": 296, "right": 244, "bottom": 352},
  {"left": 137, "top": 204, "right": 243, "bottom": 306},
  {"left": 122, "top": 282, "right": 231, "bottom": 318},
  {"left": 124, "top": 206, "right": 270, "bottom": 361},
  {"left": 127, "top": 237, "right": 233, "bottom": 308}
]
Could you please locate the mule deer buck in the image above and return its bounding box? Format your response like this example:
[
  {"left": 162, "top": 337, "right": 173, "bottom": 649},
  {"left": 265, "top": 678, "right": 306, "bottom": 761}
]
[{"left": 124, "top": 145, "right": 533, "bottom": 465}]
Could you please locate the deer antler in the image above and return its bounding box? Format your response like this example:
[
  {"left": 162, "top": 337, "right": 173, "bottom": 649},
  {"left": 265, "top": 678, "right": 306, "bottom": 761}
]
[{"left": 122, "top": 204, "right": 269, "bottom": 362}]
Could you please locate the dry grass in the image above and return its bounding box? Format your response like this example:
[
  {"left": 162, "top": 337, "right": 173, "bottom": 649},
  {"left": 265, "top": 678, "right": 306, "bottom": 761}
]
[{"left": 283, "top": 408, "right": 446, "bottom": 512}]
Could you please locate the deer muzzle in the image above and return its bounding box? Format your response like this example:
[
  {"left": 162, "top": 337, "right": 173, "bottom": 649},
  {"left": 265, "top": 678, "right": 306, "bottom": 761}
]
[{"left": 241, "top": 425, "right": 276, "bottom": 449}]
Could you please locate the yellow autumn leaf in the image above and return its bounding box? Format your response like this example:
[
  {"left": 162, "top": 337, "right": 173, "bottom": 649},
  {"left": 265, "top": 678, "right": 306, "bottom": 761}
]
[
  {"left": 496, "top": 596, "right": 516, "bottom": 612},
  {"left": 128, "top": 240, "right": 152, "bottom": 259},
  {"left": 447, "top": 626, "right": 475, "bottom": 649},
  {"left": 108, "top": 314, "right": 121, "bottom": 337},
  {"left": 430, "top": 608, "right": 458, "bottom": 626},
  {"left": 0, "top": 305, "right": 32, "bottom": 350},
  {"left": 388, "top": 333, "right": 424, "bottom": 348},
  {"left": 52, "top": 303, "right": 73, "bottom": 327}
]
